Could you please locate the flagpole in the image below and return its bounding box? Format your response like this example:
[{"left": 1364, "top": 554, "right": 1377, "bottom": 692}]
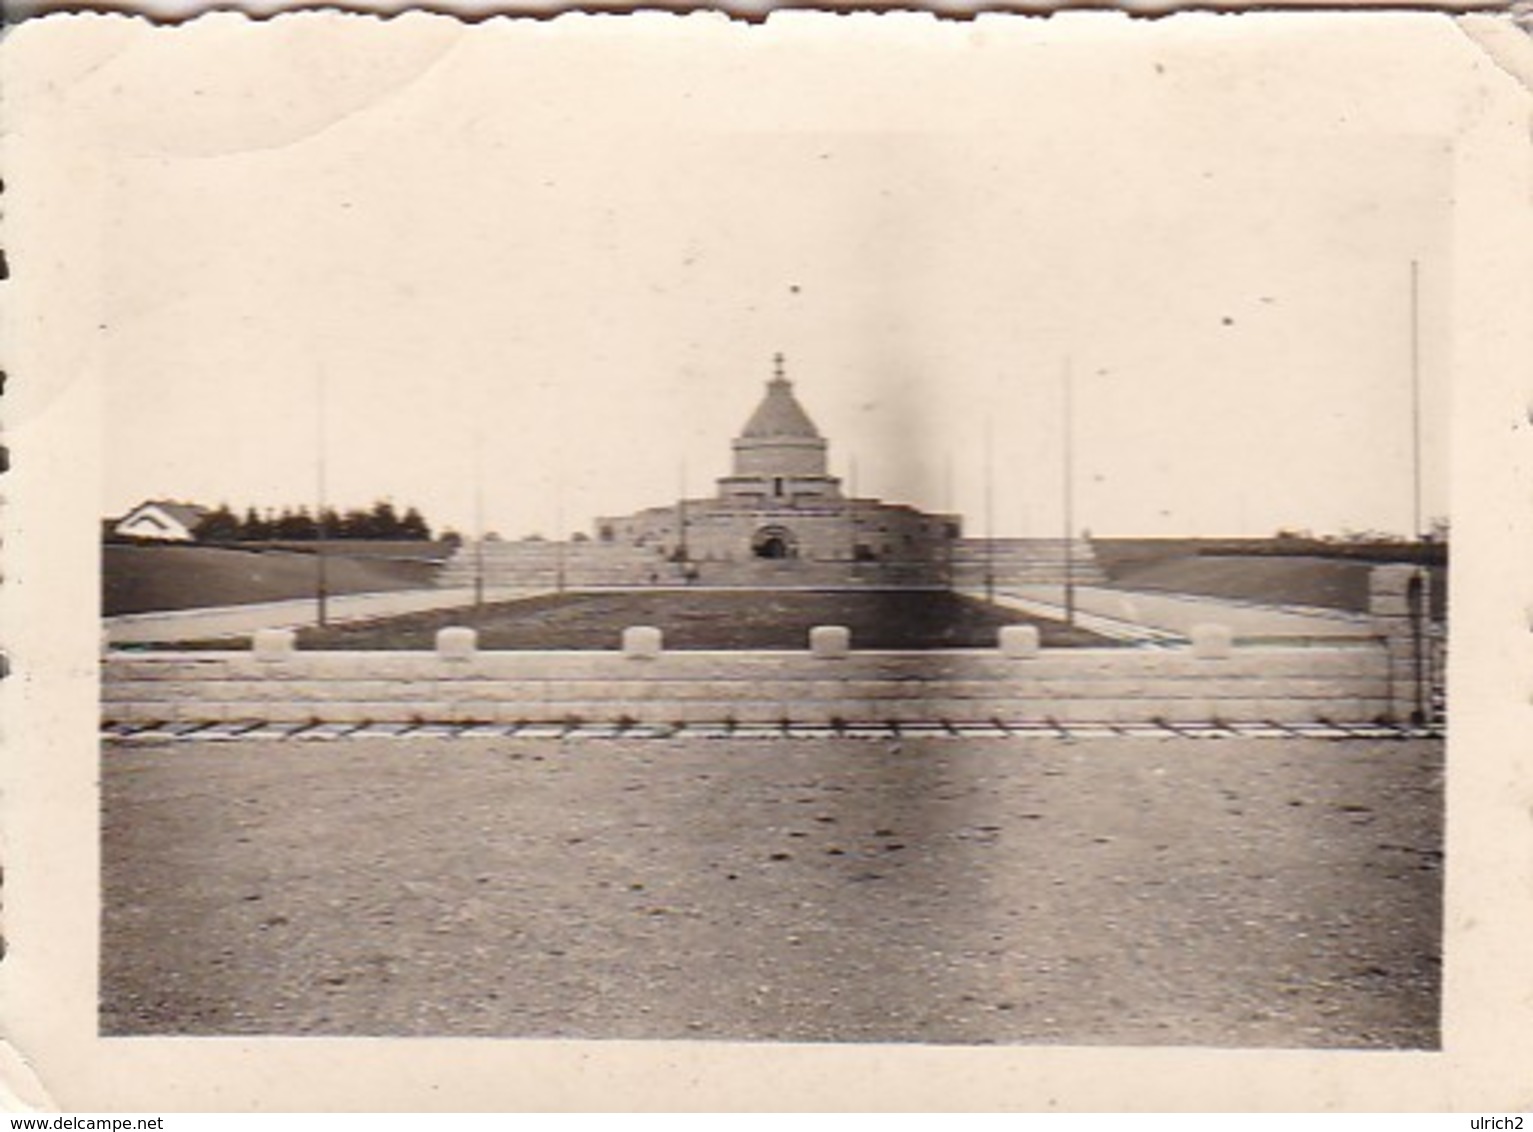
[
  {"left": 315, "top": 366, "right": 329, "bottom": 629},
  {"left": 677, "top": 459, "right": 689, "bottom": 563},
  {"left": 473, "top": 428, "right": 485, "bottom": 614},
  {"left": 1410, "top": 259, "right": 1422, "bottom": 542},
  {"left": 555, "top": 482, "right": 567, "bottom": 594},
  {"left": 983, "top": 421, "right": 995, "bottom": 605},
  {"left": 1063, "top": 357, "right": 1076, "bottom": 627},
  {"left": 849, "top": 454, "right": 859, "bottom": 567},
  {"left": 1409, "top": 259, "right": 1428, "bottom": 724},
  {"left": 942, "top": 450, "right": 956, "bottom": 590}
]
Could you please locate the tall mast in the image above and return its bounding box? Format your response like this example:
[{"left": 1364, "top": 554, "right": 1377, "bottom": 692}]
[
  {"left": 983, "top": 420, "right": 995, "bottom": 605},
  {"left": 1410, "top": 259, "right": 1422, "bottom": 541},
  {"left": 473, "top": 428, "right": 485, "bottom": 614},
  {"left": 314, "top": 366, "right": 329, "bottom": 628},
  {"left": 677, "top": 458, "right": 688, "bottom": 562},
  {"left": 1063, "top": 357, "right": 1075, "bottom": 627},
  {"left": 848, "top": 453, "right": 859, "bottom": 565},
  {"left": 1409, "top": 259, "right": 1429, "bottom": 725}
]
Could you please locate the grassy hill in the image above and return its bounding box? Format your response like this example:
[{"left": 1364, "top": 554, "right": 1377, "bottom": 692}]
[
  {"left": 1092, "top": 539, "right": 1446, "bottom": 619},
  {"left": 104, "top": 543, "right": 450, "bottom": 617},
  {"left": 1106, "top": 554, "right": 1373, "bottom": 612}
]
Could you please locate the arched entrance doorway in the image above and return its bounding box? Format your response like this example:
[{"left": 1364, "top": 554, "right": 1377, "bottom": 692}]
[{"left": 752, "top": 525, "right": 798, "bottom": 560}]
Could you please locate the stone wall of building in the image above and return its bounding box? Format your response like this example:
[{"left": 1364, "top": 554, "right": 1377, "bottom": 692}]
[
  {"left": 731, "top": 435, "right": 828, "bottom": 478},
  {"left": 602, "top": 497, "right": 956, "bottom": 566}
]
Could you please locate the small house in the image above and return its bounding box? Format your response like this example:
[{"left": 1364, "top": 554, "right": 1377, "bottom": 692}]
[{"left": 112, "top": 500, "right": 209, "bottom": 543}]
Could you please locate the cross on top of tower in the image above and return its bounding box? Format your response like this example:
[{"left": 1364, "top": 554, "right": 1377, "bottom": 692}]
[{"left": 740, "top": 353, "right": 820, "bottom": 440}]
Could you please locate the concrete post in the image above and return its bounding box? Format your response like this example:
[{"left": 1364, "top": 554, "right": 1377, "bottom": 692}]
[
  {"left": 999, "top": 624, "right": 1040, "bottom": 659},
  {"left": 1370, "top": 563, "right": 1431, "bottom": 723},
  {"left": 436, "top": 626, "right": 478, "bottom": 662},
  {"left": 623, "top": 626, "right": 663, "bottom": 660},
  {"left": 1190, "top": 624, "right": 1233, "bottom": 659},
  {"left": 252, "top": 628, "right": 296, "bottom": 662},
  {"left": 810, "top": 625, "right": 850, "bottom": 659}
]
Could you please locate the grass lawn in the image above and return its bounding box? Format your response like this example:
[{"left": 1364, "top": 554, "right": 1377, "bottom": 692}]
[
  {"left": 1107, "top": 555, "right": 1372, "bottom": 611},
  {"left": 1104, "top": 554, "right": 1448, "bottom": 620},
  {"left": 293, "top": 589, "right": 1116, "bottom": 651},
  {"left": 104, "top": 543, "right": 449, "bottom": 616}
]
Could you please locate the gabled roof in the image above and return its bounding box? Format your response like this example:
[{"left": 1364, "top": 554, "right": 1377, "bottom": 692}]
[
  {"left": 739, "top": 377, "right": 821, "bottom": 440},
  {"left": 121, "top": 500, "right": 209, "bottom": 529}
]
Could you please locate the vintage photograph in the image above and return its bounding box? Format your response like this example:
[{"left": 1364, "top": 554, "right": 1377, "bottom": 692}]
[
  {"left": 15, "top": 7, "right": 1532, "bottom": 1111},
  {"left": 88, "top": 17, "right": 1450, "bottom": 1050}
]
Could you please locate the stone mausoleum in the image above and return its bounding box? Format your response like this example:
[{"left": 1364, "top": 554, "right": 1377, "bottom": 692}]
[
  {"left": 438, "top": 355, "right": 1100, "bottom": 590},
  {"left": 593, "top": 355, "right": 960, "bottom": 584}
]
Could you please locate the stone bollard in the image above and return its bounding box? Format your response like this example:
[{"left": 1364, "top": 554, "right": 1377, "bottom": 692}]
[
  {"left": 253, "top": 627, "right": 297, "bottom": 662},
  {"left": 1190, "top": 623, "right": 1233, "bottom": 659},
  {"left": 436, "top": 626, "right": 478, "bottom": 662},
  {"left": 999, "top": 624, "right": 1040, "bottom": 659},
  {"left": 1368, "top": 563, "right": 1417, "bottom": 620},
  {"left": 810, "top": 625, "right": 850, "bottom": 659},
  {"left": 623, "top": 625, "right": 663, "bottom": 660}
]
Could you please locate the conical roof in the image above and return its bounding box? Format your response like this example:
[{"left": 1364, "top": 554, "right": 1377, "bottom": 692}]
[{"left": 739, "top": 357, "right": 821, "bottom": 439}]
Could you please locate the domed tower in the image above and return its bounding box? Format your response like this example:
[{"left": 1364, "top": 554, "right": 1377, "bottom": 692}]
[{"left": 717, "top": 354, "right": 843, "bottom": 503}]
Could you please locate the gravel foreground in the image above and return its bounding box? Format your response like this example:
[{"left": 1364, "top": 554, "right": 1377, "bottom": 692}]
[{"left": 101, "top": 736, "right": 1442, "bottom": 1047}]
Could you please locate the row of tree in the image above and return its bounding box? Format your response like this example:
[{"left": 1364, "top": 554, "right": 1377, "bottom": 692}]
[
  {"left": 195, "top": 500, "right": 435, "bottom": 542},
  {"left": 1274, "top": 518, "right": 1450, "bottom": 544}
]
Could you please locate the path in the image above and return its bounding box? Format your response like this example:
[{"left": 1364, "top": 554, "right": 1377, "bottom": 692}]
[
  {"left": 1005, "top": 584, "right": 1375, "bottom": 641},
  {"left": 105, "top": 587, "right": 546, "bottom": 645},
  {"left": 106, "top": 581, "right": 1376, "bottom": 647}
]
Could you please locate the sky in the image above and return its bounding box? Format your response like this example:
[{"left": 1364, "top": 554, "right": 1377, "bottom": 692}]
[{"left": 75, "top": 15, "right": 1457, "bottom": 539}]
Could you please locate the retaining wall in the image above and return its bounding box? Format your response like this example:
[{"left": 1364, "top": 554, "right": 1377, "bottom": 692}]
[{"left": 102, "top": 642, "right": 1395, "bottom": 726}]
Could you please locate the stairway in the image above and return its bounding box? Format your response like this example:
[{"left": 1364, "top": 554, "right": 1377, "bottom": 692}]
[
  {"left": 437, "top": 537, "right": 1104, "bottom": 589},
  {"left": 949, "top": 539, "right": 1106, "bottom": 587},
  {"left": 435, "top": 541, "right": 678, "bottom": 589}
]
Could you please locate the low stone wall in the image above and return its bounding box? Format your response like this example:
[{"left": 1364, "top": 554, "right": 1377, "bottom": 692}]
[{"left": 103, "top": 640, "right": 1394, "bottom": 726}]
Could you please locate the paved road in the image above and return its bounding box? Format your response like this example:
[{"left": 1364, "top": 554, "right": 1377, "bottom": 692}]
[{"left": 104, "top": 587, "right": 546, "bottom": 645}]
